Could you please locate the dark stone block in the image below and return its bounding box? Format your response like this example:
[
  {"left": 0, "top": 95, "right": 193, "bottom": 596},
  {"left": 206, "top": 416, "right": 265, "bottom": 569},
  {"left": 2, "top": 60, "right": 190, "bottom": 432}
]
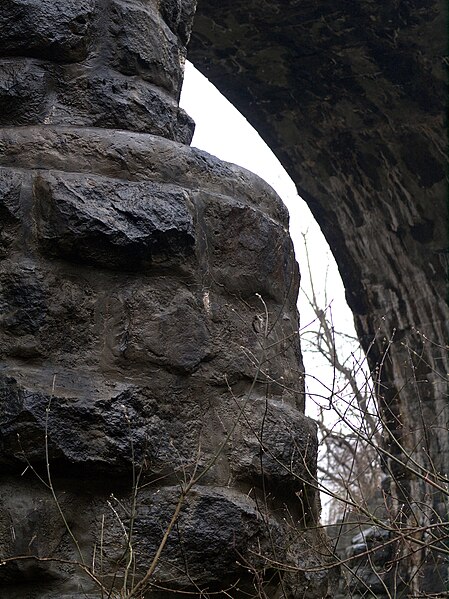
[
  {"left": 0, "top": 0, "right": 96, "bottom": 62},
  {"left": 201, "top": 193, "right": 299, "bottom": 302},
  {"left": 117, "top": 286, "right": 212, "bottom": 374},
  {"left": 0, "top": 60, "right": 48, "bottom": 126},
  {"left": 160, "top": 0, "right": 198, "bottom": 45},
  {"left": 34, "top": 172, "right": 195, "bottom": 269},
  {"left": 109, "top": 0, "right": 182, "bottom": 96},
  {"left": 230, "top": 399, "right": 318, "bottom": 502},
  {"left": 0, "top": 375, "right": 204, "bottom": 474},
  {"left": 52, "top": 69, "right": 194, "bottom": 142},
  {"left": 0, "top": 269, "right": 48, "bottom": 337},
  {"left": 0, "top": 169, "right": 22, "bottom": 225},
  {"left": 127, "top": 485, "right": 287, "bottom": 590}
]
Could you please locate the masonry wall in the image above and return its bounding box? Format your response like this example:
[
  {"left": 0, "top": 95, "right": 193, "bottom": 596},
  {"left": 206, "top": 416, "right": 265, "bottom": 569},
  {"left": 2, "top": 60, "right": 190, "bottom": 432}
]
[{"left": 0, "top": 2, "right": 335, "bottom": 597}]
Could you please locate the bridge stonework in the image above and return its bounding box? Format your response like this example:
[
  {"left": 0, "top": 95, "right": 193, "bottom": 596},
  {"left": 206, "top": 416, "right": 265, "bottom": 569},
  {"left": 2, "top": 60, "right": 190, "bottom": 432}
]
[{"left": 0, "top": 1, "right": 336, "bottom": 598}]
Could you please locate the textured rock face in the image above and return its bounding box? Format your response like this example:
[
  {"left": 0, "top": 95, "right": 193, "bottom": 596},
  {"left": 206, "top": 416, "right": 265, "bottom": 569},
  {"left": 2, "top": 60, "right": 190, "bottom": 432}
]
[
  {"left": 0, "top": 0, "right": 194, "bottom": 141},
  {"left": 0, "top": 2, "right": 335, "bottom": 597},
  {"left": 190, "top": 2, "right": 448, "bottom": 595}
]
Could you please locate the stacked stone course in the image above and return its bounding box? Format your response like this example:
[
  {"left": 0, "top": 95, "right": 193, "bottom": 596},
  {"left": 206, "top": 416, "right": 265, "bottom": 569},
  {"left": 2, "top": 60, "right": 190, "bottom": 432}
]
[{"left": 0, "top": 1, "right": 335, "bottom": 597}]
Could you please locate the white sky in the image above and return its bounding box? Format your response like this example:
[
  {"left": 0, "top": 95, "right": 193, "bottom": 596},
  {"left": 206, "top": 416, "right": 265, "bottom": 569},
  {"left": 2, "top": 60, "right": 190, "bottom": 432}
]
[{"left": 180, "top": 61, "right": 358, "bottom": 419}]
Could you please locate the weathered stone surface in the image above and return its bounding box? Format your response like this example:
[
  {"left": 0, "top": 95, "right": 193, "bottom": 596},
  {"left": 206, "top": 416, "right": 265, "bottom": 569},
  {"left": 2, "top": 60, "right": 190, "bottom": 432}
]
[
  {"left": 161, "top": 0, "right": 198, "bottom": 46},
  {"left": 0, "top": 0, "right": 194, "bottom": 142},
  {"left": 190, "top": 2, "right": 448, "bottom": 595},
  {"left": 0, "top": 0, "right": 96, "bottom": 62},
  {"left": 108, "top": 0, "right": 183, "bottom": 96},
  {"left": 34, "top": 172, "right": 196, "bottom": 268},
  {"left": 0, "top": 477, "right": 333, "bottom": 598},
  {"left": 0, "top": 60, "right": 48, "bottom": 126},
  {"left": 0, "top": 2, "right": 336, "bottom": 597},
  {"left": 0, "top": 127, "right": 287, "bottom": 221},
  {"left": 0, "top": 58, "right": 194, "bottom": 141},
  {"left": 229, "top": 398, "right": 318, "bottom": 501},
  {"left": 0, "top": 477, "right": 85, "bottom": 596},
  {"left": 0, "top": 132, "right": 332, "bottom": 592},
  {"left": 0, "top": 104, "right": 332, "bottom": 599},
  {"left": 0, "top": 170, "right": 22, "bottom": 258}
]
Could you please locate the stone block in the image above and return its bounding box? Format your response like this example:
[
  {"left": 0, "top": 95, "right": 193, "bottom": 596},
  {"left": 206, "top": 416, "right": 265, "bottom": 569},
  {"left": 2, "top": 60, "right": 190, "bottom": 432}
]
[
  {"left": 0, "top": 170, "right": 21, "bottom": 222},
  {"left": 34, "top": 172, "right": 195, "bottom": 269},
  {"left": 108, "top": 0, "right": 182, "bottom": 96},
  {"left": 51, "top": 69, "right": 195, "bottom": 141},
  {"left": 200, "top": 192, "right": 299, "bottom": 303},
  {"left": 115, "top": 285, "right": 212, "bottom": 374},
  {"left": 0, "top": 375, "right": 203, "bottom": 474},
  {"left": 0, "top": 60, "right": 48, "bottom": 126},
  {"left": 0, "top": 170, "right": 22, "bottom": 258},
  {"left": 229, "top": 398, "right": 318, "bottom": 496},
  {"left": 126, "top": 485, "right": 287, "bottom": 589},
  {"left": 160, "top": 0, "right": 198, "bottom": 45},
  {"left": 0, "top": 268, "right": 47, "bottom": 338},
  {"left": 0, "top": 0, "right": 96, "bottom": 62},
  {"left": 0, "top": 260, "right": 96, "bottom": 362}
]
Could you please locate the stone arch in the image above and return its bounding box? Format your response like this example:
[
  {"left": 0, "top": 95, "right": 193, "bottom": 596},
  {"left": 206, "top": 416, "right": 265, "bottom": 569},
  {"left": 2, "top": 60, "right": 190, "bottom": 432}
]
[{"left": 0, "top": 0, "right": 446, "bottom": 596}]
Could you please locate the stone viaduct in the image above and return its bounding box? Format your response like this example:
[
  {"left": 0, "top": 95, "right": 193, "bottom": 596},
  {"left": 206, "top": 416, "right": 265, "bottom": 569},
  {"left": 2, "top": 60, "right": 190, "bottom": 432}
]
[{"left": 0, "top": 1, "right": 447, "bottom": 597}]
